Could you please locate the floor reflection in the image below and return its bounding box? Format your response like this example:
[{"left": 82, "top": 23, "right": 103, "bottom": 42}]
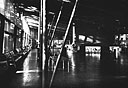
[
  {"left": 10, "top": 49, "right": 41, "bottom": 88},
  {"left": 22, "top": 50, "right": 40, "bottom": 87},
  {"left": 50, "top": 49, "right": 128, "bottom": 88}
]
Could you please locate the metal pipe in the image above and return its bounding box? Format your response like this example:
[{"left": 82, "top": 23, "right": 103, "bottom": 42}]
[
  {"left": 41, "top": 0, "right": 43, "bottom": 72},
  {"left": 37, "top": 13, "right": 41, "bottom": 48},
  {"left": 48, "top": 1, "right": 64, "bottom": 49},
  {"left": 42, "top": 0, "right": 45, "bottom": 88},
  {"left": 48, "top": 12, "right": 55, "bottom": 37}
]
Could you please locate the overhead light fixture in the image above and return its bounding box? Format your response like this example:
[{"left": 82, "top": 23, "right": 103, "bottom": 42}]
[
  {"left": 24, "top": 8, "right": 33, "bottom": 12},
  {"left": 31, "top": 15, "right": 39, "bottom": 20},
  {"left": 115, "top": 19, "right": 119, "bottom": 22},
  {"left": 58, "top": 0, "right": 71, "bottom": 3},
  {"left": 62, "top": 0, "right": 71, "bottom": 2},
  {"left": 49, "top": 12, "right": 55, "bottom": 15},
  {"left": 19, "top": 5, "right": 24, "bottom": 8},
  {"left": 25, "top": 6, "right": 38, "bottom": 12}
]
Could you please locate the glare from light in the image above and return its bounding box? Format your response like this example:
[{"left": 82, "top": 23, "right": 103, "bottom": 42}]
[
  {"left": 26, "top": 18, "right": 39, "bottom": 24},
  {"left": 49, "top": 12, "right": 55, "bottom": 15},
  {"left": 70, "top": 55, "right": 75, "bottom": 67},
  {"left": 115, "top": 19, "right": 119, "bottom": 22},
  {"left": 120, "top": 58, "right": 124, "bottom": 65},
  {"left": 86, "top": 37, "right": 93, "bottom": 43},
  {"left": 21, "top": 16, "right": 30, "bottom": 35},
  {"left": 115, "top": 35, "right": 118, "bottom": 40},
  {"left": 0, "top": 0, "right": 5, "bottom": 9},
  {"left": 31, "top": 15, "right": 39, "bottom": 20},
  {"left": 109, "top": 46, "right": 121, "bottom": 58},
  {"left": 24, "top": 8, "right": 33, "bottom": 12},
  {"left": 79, "top": 35, "right": 85, "bottom": 41},
  {"left": 63, "top": 0, "right": 71, "bottom": 2},
  {"left": 25, "top": 17, "right": 39, "bottom": 28},
  {"left": 22, "top": 56, "right": 30, "bottom": 85},
  {"left": 66, "top": 45, "right": 75, "bottom": 67},
  {"left": 27, "top": 6, "right": 38, "bottom": 12},
  {"left": 19, "top": 5, "right": 24, "bottom": 8},
  {"left": 58, "top": 0, "right": 71, "bottom": 3},
  {"left": 28, "top": 22, "right": 39, "bottom": 27},
  {"left": 92, "top": 53, "right": 101, "bottom": 60},
  {"left": 95, "top": 40, "right": 101, "bottom": 43},
  {"left": 85, "top": 46, "right": 101, "bottom": 52}
]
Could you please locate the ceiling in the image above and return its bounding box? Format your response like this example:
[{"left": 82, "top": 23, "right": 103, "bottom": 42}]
[
  {"left": 14, "top": 0, "right": 40, "bottom": 10},
  {"left": 47, "top": 0, "right": 128, "bottom": 23},
  {"left": 14, "top": 0, "right": 40, "bottom": 30},
  {"left": 47, "top": 0, "right": 128, "bottom": 44}
]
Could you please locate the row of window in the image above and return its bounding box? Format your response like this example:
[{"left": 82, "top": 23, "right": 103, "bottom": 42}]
[{"left": 1, "top": 19, "right": 31, "bottom": 54}]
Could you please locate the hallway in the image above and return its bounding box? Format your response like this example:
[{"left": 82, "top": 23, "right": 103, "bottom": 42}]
[
  {"left": 0, "top": 49, "right": 42, "bottom": 88},
  {"left": 49, "top": 50, "right": 128, "bottom": 88}
]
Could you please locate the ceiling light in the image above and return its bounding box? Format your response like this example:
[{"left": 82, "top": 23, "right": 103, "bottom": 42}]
[
  {"left": 58, "top": 0, "right": 71, "bottom": 3},
  {"left": 49, "top": 12, "right": 55, "bottom": 15}
]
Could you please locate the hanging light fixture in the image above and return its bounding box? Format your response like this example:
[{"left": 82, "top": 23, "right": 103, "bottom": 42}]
[{"left": 58, "top": 0, "right": 71, "bottom": 3}]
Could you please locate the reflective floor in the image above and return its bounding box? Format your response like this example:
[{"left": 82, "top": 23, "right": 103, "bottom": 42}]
[
  {"left": 49, "top": 50, "right": 128, "bottom": 88},
  {"left": 1, "top": 48, "right": 128, "bottom": 88},
  {"left": 0, "top": 49, "right": 42, "bottom": 88}
]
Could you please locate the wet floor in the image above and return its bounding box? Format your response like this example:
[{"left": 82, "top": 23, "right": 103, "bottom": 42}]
[
  {"left": 0, "top": 49, "right": 42, "bottom": 88},
  {"left": 0, "top": 48, "right": 128, "bottom": 88},
  {"left": 49, "top": 50, "right": 128, "bottom": 88}
]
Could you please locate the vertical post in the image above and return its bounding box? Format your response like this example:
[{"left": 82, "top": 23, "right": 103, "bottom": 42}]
[
  {"left": 48, "top": 12, "right": 55, "bottom": 37},
  {"left": 0, "top": 17, "right": 5, "bottom": 54},
  {"left": 42, "top": 0, "right": 44, "bottom": 70},
  {"left": 68, "top": 60, "right": 70, "bottom": 72},
  {"left": 42, "top": 0, "right": 45, "bottom": 88},
  {"left": 72, "top": 23, "right": 76, "bottom": 45},
  {"left": 14, "top": 26, "right": 17, "bottom": 53},
  {"left": 63, "top": 60, "right": 64, "bottom": 69},
  {"left": 48, "top": 1, "right": 64, "bottom": 49},
  {"left": 37, "top": 13, "right": 41, "bottom": 49},
  {"left": 20, "top": 30, "right": 23, "bottom": 49}
]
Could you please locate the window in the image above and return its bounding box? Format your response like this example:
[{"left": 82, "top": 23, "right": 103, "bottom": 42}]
[
  {"left": 4, "top": 20, "right": 9, "bottom": 31},
  {"left": 10, "top": 23, "right": 14, "bottom": 33},
  {"left": 4, "top": 21, "right": 14, "bottom": 33},
  {"left": 16, "top": 37, "right": 21, "bottom": 49},
  {"left": 3, "top": 33, "right": 14, "bottom": 53}
]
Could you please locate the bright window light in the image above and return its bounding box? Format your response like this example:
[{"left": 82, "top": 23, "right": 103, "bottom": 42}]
[
  {"left": 79, "top": 35, "right": 85, "bottom": 41},
  {"left": 85, "top": 46, "right": 101, "bottom": 52},
  {"left": 86, "top": 37, "right": 93, "bottom": 43},
  {"left": 0, "top": 0, "right": 5, "bottom": 9}
]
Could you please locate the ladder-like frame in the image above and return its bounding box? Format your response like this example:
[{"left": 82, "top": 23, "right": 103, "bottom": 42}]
[{"left": 48, "top": 0, "right": 79, "bottom": 88}]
